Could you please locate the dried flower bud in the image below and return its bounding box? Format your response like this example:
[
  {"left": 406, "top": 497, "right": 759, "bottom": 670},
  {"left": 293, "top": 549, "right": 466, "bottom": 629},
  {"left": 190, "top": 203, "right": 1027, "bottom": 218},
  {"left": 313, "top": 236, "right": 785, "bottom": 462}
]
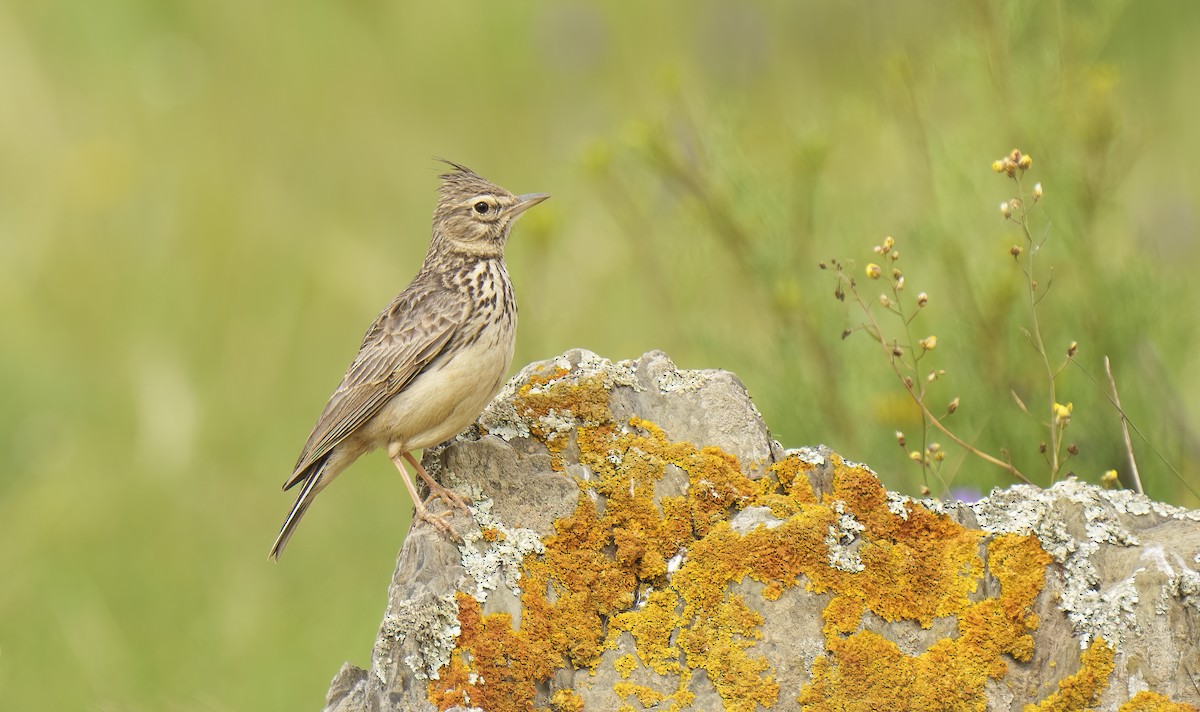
[
  {"left": 879, "top": 294, "right": 891, "bottom": 308},
  {"left": 895, "top": 276, "right": 905, "bottom": 291},
  {"left": 895, "top": 431, "right": 906, "bottom": 447},
  {"left": 1067, "top": 443, "right": 1079, "bottom": 456},
  {"left": 882, "top": 235, "right": 895, "bottom": 252},
  {"left": 920, "top": 485, "right": 931, "bottom": 496},
  {"left": 934, "top": 450, "right": 945, "bottom": 462},
  {"left": 873, "top": 245, "right": 884, "bottom": 254},
  {"left": 1009, "top": 149, "right": 1022, "bottom": 163},
  {"left": 1010, "top": 245, "right": 1023, "bottom": 257},
  {"left": 893, "top": 344, "right": 904, "bottom": 357},
  {"left": 1039, "top": 442, "right": 1048, "bottom": 454},
  {"left": 903, "top": 376, "right": 913, "bottom": 388},
  {"left": 818, "top": 261, "right": 827, "bottom": 270},
  {"left": 892, "top": 268, "right": 902, "bottom": 281},
  {"left": 890, "top": 250, "right": 900, "bottom": 261},
  {"left": 1004, "top": 158, "right": 1018, "bottom": 177},
  {"left": 1067, "top": 341, "right": 1078, "bottom": 357},
  {"left": 948, "top": 397, "right": 959, "bottom": 413},
  {"left": 841, "top": 328, "right": 852, "bottom": 340},
  {"left": 927, "top": 369, "right": 938, "bottom": 383},
  {"left": 1018, "top": 154, "right": 1033, "bottom": 170},
  {"left": 1033, "top": 182, "right": 1043, "bottom": 201},
  {"left": 927, "top": 442, "right": 941, "bottom": 453},
  {"left": 919, "top": 335, "right": 938, "bottom": 351},
  {"left": 917, "top": 292, "right": 929, "bottom": 307},
  {"left": 909, "top": 450, "right": 923, "bottom": 462},
  {"left": 992, "top": 160, "right": 1005, "bottom": 173},
  {"left": 866, "top": 263, "right": 882, "bottom": 279},
  {"left": 1000, "top": 202, "right": 1012, "bottom": 218}
]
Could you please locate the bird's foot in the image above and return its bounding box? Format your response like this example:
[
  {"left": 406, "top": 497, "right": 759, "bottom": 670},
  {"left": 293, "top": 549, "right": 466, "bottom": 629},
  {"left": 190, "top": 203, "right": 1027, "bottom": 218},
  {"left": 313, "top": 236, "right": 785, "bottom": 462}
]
[
  {"left": 422, "top": 480, "right": 473, "bottom": 515},
  {"left": 404, "top": 451, "right": 472, "bottom": 515},
  {"left": 414, "top": 501, "right": 464, "bottom": 542}
]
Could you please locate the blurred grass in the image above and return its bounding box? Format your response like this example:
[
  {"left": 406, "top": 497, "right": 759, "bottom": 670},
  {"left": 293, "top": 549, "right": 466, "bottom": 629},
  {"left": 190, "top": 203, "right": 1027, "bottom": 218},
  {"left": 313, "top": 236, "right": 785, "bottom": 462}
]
[{"left": 1, "top": 0, "right": 1198, "bottom": 709}]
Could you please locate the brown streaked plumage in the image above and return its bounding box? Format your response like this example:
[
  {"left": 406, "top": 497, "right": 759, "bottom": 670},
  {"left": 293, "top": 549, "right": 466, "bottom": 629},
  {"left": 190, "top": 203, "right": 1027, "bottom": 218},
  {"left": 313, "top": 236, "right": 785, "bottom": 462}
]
[{"left": 269, "top": 161, "right": 548, "bottom": 560}]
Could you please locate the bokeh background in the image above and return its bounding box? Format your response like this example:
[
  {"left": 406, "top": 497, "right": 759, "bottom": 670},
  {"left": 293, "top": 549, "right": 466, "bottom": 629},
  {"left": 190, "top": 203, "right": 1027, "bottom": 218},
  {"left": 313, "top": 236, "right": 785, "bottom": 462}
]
[{"left": 3, "top": 0, "right": 1199, "bottom": 709}]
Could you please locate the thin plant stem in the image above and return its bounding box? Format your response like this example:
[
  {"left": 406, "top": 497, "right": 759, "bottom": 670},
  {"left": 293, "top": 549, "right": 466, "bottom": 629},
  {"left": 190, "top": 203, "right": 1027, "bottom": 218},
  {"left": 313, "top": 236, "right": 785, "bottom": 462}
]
[{"left": 1104, "top": 356, "right": 1143, "bottom": 495}]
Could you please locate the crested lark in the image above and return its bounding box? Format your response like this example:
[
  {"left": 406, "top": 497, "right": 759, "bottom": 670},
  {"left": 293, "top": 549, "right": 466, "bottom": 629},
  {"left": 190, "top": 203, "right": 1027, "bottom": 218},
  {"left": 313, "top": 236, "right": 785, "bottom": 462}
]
[{"left": 269, "top": 161, "right": 548, "bottom": 560}]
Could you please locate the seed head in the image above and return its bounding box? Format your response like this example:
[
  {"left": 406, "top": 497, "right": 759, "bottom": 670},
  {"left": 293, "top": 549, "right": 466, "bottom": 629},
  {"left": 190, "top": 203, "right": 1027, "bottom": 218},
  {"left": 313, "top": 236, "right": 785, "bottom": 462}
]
[
  {"left": 1067, "top": 341, "right": 1078, "bottom": 357},
  {"left": 1067, "top": 443, "right": 1079, "bottom": 456},
  {"left": 895, "top": 431, "right": 907, "bottom": 447},
  {"left": 917, "top": 292, "right": 929, "bottom": 307},
  {"left": 1033, "top": 182, "right": 1043, "bottom": 202},
  {"left": 1010, "top": 244, "right": 1023, "bottom": 258},
  {"left": 1000, "top": 202, "right": 1012, "bottom": 218},
  {"left": 948, "top": 397, "right": 959, "bottom": 414}
]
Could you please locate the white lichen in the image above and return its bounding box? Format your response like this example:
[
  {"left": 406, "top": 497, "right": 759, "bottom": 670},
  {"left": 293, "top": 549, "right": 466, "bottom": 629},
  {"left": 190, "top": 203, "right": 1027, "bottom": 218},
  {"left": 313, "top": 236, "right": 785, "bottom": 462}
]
[
  {"left": 826, "top": 500, "right": 866, "bottom": 573},
  {"left": 376, "top": 594, "right": 461, "bottom": 681},
  {"left": 459, "top": 498, "right": 545, "bottom": 602}
]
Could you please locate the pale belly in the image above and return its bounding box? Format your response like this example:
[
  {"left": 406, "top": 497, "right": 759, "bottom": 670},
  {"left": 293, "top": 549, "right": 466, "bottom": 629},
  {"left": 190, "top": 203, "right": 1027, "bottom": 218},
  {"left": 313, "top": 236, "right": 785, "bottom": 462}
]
[{"left": 360, "top": 324, "right": 516, "bottom": 454}]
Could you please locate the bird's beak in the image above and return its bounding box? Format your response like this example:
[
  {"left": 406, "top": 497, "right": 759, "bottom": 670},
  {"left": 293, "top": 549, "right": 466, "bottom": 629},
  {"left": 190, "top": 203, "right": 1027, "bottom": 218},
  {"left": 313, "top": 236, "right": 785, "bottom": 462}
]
[{"left": 511, "top": 193, "right": 550, "bottom": 216}]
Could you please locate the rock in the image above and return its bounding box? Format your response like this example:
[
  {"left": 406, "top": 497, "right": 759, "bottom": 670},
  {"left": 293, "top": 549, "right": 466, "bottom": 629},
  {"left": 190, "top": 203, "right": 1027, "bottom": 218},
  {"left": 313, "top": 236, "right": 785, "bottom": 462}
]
[{"left": 321, "top": 349, "right": 1200, "bottom": 712}]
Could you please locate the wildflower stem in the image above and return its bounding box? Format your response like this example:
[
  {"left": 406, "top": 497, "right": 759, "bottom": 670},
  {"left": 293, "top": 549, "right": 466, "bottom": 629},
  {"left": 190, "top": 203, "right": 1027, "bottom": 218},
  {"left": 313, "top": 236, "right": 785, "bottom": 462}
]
[
  {"left": 1104, "top": 356, "right": 1143, "bottom": 495},
  {"left": 855, "top": 290, "right": 1030, "bottom": 485},
  {"left": 1015, "top": 176, "right": 1062, "bottom": 479}
]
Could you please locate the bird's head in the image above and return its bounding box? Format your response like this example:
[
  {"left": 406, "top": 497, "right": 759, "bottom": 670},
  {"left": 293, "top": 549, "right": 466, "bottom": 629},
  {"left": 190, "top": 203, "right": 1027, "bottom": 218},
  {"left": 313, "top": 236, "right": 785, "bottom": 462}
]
[{"left": 430, "top": 160, "right": 549, "bottom": 258}]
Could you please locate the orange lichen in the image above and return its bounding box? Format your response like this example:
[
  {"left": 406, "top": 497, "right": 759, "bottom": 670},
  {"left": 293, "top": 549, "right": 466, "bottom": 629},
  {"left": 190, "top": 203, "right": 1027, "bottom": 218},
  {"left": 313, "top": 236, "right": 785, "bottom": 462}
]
[
  {"left": 1023, "top": 639, "right": 1115, "bottom": 711},
  {"left": 429, "top": 592, "right": 551, "bottom": 711},
  {"left": 822, "top": 595, "right": 864, "bottom": 638},
  {"left": 608, "top": 589, "right": 683, "bottom": 675},
  {"left": 1119, "top": 691, "right": 1199, "bottom": 712},
  {"left": 431, "top": 369, "right": 1147, "bottom": 711},
  {"left": 513, "top": 366, "right": 611, "bottom": 470}
]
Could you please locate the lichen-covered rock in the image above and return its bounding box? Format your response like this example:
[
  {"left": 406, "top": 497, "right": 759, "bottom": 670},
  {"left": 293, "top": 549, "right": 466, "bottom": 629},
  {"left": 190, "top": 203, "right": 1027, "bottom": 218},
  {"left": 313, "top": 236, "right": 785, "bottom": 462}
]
[{"left": 321, "top": 350, "right": 1200, "bottom": 712}]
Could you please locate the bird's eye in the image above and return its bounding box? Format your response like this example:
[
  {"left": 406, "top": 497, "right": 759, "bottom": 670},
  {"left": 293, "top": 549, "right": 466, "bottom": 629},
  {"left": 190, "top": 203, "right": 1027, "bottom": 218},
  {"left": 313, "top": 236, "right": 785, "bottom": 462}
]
[{"left": 474, "top": 201, "right": 490, "bottom": 214}]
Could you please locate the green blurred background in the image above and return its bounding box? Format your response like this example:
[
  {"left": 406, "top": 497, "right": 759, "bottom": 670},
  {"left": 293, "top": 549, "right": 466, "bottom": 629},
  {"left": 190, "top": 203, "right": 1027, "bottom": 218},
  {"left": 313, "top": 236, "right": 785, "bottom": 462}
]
[{"left": 2, "top": 0, "right": 1199, "bottom": 709}]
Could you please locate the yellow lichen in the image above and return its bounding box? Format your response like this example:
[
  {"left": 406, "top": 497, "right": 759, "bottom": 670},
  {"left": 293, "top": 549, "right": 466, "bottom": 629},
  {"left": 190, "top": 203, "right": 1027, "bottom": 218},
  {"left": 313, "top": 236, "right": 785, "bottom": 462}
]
[
  {"left": 1118, "top": 690, "right": 1199, "bottom": 712},
  {"left": 613, "top": 653, "right": 637, "bottom": 679},
  {"left": 1023, "top": 639, "right": 1115, "bottom": 711},
  {"left": 431, "top": 369, "right": 1162, "bottom": 712},
  {"left": 613, "top": 681, "right": 667, "bottom": 707},
  {"left": 549, "top": 688, "right": 584, "bottom": 712},
  {"left": 822, "top": 595, "right": 864, "bottom": 638}
]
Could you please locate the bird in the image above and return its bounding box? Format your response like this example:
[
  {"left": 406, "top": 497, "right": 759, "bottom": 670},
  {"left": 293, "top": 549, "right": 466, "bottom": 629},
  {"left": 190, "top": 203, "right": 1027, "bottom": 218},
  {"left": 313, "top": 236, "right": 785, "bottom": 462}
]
[{"left": 269, "top": 160, "right": 548, "bottom": 560}]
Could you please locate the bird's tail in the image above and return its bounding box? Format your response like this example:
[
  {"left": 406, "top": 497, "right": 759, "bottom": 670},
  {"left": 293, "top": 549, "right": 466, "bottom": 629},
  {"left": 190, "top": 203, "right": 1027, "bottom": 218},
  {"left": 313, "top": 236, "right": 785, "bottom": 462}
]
[{"left": 269, "top": 457, "right": 329, "bottom": 561}]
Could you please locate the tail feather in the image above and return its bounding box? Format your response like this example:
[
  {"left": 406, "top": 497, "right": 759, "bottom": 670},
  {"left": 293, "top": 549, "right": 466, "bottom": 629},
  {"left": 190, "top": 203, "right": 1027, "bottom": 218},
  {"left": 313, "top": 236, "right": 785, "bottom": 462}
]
[{"left": 269, "top": 457, "right": 329, "bottom": 560}]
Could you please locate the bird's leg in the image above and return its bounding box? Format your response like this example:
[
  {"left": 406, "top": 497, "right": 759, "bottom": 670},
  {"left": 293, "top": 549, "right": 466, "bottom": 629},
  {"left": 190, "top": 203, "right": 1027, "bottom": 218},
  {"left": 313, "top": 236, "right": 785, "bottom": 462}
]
[
  {"left": 389, "top": 452, "right": 461, "bottom": 539},
  {"left": 403, "top": 451, "right": 473, "bottom": 514}
]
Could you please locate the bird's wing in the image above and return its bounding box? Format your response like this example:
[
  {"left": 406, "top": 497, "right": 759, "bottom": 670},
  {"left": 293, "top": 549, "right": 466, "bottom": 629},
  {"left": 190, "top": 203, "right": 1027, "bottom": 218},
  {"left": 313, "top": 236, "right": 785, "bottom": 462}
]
[{"left": 284, "top": 279, "right": 469, "bottom": 489}]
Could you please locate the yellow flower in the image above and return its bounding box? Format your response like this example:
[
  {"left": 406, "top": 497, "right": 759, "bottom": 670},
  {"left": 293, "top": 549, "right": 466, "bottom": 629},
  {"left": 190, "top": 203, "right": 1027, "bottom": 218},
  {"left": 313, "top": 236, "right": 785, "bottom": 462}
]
[
  {"left": 1101, "top": 470, "right": 1120, "bottom": 488},
  {"left": 865, "top": 263, "right": 882, "bottom": 279},
  {"left": 1053, "top": 402, "right": 1073, "bottom": 425},
  {"left": 919, "top": 335, "right": 938, "bottom": 351},
  {"left": 992, "top": 160, "right": 1005, "bottom": 173}
]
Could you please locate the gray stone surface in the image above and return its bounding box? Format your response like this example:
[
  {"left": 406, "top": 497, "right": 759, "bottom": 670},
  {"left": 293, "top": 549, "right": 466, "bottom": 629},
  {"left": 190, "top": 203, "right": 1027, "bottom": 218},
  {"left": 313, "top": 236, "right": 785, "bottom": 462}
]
[{"left": 321, "top": 349, "right": 1200, "bottom": 712}]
